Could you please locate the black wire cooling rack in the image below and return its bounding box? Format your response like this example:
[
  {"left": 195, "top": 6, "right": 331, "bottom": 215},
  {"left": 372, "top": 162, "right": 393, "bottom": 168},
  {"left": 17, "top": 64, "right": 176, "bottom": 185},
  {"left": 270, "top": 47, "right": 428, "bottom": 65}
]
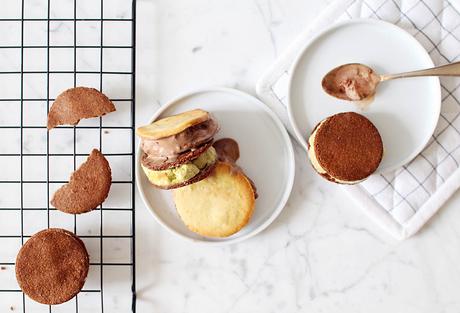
[{"left": 0, "top": 0, "right": 136, "bottom": 312}]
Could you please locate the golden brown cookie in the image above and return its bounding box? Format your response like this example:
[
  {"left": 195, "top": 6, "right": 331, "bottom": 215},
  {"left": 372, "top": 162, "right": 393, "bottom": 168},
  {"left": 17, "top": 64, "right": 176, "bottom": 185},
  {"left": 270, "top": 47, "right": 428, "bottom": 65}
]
[
  {"left": 307, "top": 112, "right": 383, "bottom": 184},
  {"left": 173, "top": 162, "right": 255, "bottom": 237},
  {"left": 51, "top": 149, "right": 112, "bottom": 214},
  {"left": 15, "top": 228, "right": 89, "bottom": 305},
  {"left": 47, "top": 87, "right": 115, "bottom": 129},
  {"left": 136, "top": 109, "right": 209, "bottom": 139}
]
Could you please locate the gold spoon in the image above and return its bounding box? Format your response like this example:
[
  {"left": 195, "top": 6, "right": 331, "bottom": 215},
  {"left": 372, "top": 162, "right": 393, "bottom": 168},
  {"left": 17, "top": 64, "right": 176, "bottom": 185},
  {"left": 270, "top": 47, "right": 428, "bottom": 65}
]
[{"left": 322, "top": 62, "right": 460, "bottom": 101}]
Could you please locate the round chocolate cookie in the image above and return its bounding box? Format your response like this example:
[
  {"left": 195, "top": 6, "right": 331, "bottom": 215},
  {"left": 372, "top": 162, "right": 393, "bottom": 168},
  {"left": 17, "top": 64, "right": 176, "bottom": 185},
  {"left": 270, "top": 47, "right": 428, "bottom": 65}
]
[
  {"left": 307, "top": 112, "right": 383, "bottom": 184},
  {"left": 15, "top": 228, "right": 89, "bottom": 305}
]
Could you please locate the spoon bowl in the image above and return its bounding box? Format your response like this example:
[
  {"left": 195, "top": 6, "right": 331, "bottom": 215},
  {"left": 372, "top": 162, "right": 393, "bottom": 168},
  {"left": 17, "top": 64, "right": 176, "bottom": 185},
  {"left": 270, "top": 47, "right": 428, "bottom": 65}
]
[
  {"left": 322, "top": 61, "right": 460, "bottom": 101},
  {"left": 321, "top": 63, "right": 381, "bottom": 101}
]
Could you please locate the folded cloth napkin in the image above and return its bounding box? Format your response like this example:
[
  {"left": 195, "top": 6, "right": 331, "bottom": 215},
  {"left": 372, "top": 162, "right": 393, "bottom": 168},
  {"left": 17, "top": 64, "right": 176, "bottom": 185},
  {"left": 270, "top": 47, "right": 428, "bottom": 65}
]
[{"left": 256, "top": 0, "right": 460, "bottom": 240}]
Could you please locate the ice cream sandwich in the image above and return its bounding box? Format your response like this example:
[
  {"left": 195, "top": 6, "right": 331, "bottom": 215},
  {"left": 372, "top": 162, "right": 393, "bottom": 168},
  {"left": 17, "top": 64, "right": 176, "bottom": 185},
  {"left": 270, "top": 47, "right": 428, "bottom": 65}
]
[
  {"left": 137, "top": 109, "right": 219, "bottom": 189},
  {"left": 307, "top": 112, "right": 383, "bottom": 184}
]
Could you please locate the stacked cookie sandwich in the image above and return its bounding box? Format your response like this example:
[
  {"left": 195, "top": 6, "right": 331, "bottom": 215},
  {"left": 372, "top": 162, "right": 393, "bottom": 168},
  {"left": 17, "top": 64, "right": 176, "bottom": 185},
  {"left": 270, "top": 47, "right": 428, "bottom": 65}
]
[
  {"left": 307, "top": 112, "right": 383, "bottom": 184},
  {"left": 137, "top": 109, "right": 257, "bottom": 238},
  {"left": 137, "top": 109, "right": 219, "bottom": 189}
]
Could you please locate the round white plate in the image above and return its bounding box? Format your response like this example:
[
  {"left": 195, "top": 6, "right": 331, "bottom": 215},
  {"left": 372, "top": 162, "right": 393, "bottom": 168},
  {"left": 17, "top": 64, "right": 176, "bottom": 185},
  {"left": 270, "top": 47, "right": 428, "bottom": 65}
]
[
  {"left": 137, "top": 87, "right": 295, "bottom": 245},
  {"left": 288, "top": 19, "right": 441, "bottom": 173}
]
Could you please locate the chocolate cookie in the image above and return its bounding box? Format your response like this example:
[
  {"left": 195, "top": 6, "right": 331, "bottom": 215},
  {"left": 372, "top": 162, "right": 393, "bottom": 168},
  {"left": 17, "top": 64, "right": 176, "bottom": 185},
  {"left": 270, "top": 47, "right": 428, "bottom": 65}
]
[
  {"left": 51, "top": 149, "right": 112, "bottom": 214},
  {"left": 15, "top": 228, "right": 89, "bottom": 305},
  {"left": 307, "top": 112, "right": 383, "bottom": 184},
  {"left": 48, "top": 87, "right": 116, "bottom": 129}
]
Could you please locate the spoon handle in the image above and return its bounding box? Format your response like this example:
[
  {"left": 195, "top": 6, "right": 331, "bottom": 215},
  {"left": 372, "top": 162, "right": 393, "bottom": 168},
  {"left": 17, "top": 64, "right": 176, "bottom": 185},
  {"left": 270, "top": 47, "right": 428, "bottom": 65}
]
[{"left": 380, "top": 61, "right": 460, "bottom": 81}]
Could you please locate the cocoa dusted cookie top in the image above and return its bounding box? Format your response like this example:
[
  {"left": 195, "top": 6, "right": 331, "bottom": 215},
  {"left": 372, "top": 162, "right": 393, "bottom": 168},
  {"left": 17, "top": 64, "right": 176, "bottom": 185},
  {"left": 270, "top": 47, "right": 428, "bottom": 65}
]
[
  {"left": 15, "top": 228, "right": 89, "bottom": 305},
  {"left": 310, "top": 112, "right": 383, "bottom": 183},
  {"left": 47, "top": 87, "right": 116, "bottom": 129}
]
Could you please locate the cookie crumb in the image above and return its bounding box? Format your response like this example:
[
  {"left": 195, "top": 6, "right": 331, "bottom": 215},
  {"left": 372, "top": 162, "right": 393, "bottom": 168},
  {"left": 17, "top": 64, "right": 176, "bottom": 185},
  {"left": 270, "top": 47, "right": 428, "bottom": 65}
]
[{"left": 10, "top": 306, "right": 14, "bottom": 311}]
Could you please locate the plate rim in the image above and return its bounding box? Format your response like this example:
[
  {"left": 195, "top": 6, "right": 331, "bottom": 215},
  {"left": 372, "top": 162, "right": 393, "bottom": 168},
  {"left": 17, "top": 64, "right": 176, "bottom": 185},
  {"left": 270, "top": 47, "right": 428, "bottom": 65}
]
[
  {"left": 136, "top": 87, "right": 296, "bottom": 245},
  {"left": 286, "top": 18, "right": 441, "bottom": 174}
]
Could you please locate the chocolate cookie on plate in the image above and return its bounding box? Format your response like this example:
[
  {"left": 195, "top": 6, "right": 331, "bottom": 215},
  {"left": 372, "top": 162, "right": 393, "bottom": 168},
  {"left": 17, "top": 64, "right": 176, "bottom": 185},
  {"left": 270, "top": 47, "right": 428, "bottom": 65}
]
[{"left": 307, "top": 112, "right": 383, "bottom": 184}]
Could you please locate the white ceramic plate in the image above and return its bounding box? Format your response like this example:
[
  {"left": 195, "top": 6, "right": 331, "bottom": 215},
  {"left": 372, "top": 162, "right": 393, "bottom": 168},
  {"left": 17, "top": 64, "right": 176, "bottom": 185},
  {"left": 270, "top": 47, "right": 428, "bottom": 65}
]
[
  {"left": 137, "top": 87, "right": 295, "bottom": 245},
  {"left": 288, "top": 19, "right": 441, "bottom": 173}
]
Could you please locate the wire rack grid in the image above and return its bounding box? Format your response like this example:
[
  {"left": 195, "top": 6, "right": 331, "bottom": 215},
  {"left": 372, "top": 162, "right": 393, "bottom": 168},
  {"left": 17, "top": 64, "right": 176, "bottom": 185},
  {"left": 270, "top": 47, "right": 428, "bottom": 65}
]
[{"left": 0, "top": 0, "right": 136, "bottom": 312}]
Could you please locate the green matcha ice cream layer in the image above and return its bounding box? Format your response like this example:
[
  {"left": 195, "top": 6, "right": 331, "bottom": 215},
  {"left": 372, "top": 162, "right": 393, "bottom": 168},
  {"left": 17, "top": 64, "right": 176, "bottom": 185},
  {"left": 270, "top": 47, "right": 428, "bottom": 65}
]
[{"left": 142, "top": 146, "right": 217, "bottom": 187}]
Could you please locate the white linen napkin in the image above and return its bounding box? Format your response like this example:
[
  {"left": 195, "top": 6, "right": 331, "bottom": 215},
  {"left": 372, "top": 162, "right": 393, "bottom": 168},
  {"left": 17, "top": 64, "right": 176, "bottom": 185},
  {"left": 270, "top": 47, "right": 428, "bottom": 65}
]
[{"left": 256, "top": 0, "right": 460, "bottom": 239}]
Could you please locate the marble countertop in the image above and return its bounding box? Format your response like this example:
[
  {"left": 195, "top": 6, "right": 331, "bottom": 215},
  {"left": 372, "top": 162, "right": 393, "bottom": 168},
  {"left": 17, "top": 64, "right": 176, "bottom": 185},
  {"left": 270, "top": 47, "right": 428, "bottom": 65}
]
[
  {"left": 135, "top": 1, "right": 460, "bottom": 312},
  {"left": 0, "top": 0, "right": 459, "bottom": 312}
]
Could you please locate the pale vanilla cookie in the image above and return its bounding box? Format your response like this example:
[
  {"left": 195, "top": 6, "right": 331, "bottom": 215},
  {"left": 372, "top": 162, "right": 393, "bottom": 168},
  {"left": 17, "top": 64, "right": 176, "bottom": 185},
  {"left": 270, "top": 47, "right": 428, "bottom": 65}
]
[
  {"left": 173, "top": 162, "right": 255, "bottom": 237},
  {"left": 136, "top": 109, "right": 209, "bottom": 139}
]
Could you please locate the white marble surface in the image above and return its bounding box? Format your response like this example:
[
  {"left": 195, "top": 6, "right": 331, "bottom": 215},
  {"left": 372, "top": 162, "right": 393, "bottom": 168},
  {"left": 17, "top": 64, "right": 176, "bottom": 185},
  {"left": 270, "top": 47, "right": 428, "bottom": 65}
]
[
  {"left": 135, "top": 1, "right": 460, "bottom": 312},
  {"left": 1, "top": 0, "right": 460, "bottom": 312}
]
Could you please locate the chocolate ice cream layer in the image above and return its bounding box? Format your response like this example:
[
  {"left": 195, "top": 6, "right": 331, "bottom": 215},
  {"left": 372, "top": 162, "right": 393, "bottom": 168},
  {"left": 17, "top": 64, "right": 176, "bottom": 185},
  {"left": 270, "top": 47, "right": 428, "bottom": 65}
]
[{"left": 140, "top": 117, "right": 219, "bottom": 162}]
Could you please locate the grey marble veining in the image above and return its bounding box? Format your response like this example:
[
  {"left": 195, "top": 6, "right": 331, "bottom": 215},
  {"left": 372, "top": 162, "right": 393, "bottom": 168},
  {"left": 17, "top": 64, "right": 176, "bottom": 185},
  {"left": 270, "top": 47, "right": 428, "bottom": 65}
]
[
  {"left": 1, "top": 0, "right": 460, "bottom": 312},
  {"left": 134, "top": 0, "right": 460, "bottom": 312}
]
